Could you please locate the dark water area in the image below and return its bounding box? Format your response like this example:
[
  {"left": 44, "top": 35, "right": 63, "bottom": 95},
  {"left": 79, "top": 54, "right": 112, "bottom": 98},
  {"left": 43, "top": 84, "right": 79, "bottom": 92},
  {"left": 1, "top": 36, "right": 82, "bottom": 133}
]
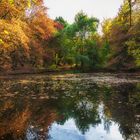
[{"left": 0, "top": 73, "right": 140, "bottom": 140}]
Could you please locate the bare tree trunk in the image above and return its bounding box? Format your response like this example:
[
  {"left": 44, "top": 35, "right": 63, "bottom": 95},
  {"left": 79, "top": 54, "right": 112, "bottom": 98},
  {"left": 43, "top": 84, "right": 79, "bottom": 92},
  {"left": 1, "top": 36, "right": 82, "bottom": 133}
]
[{"left": 128, "top": 0, "right": 132, "bottom": 26}]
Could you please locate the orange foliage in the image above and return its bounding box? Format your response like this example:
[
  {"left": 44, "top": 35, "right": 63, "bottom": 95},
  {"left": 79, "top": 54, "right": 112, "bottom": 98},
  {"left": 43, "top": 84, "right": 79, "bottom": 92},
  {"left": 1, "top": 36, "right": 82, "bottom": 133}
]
[
  {"left": 54, "top": 21, "right": 64, "bottom": 30},
  {"left": 29, "top": 8, "right": 56, "bottom": 40},
  {"left": 0, "top": 0, "right": 57, "bottom": 70}
]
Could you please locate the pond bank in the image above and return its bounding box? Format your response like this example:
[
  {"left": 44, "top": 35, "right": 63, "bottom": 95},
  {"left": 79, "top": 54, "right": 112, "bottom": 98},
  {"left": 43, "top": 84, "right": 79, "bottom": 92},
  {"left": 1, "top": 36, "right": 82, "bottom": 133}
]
[{"left": 0, "top": 67, "right": 140, "bottom": 76}]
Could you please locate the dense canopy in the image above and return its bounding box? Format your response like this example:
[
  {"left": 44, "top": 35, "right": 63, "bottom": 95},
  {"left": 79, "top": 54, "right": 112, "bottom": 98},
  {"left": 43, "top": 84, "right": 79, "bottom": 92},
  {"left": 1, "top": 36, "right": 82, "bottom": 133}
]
[{"left": 0, "top": 0, "right": 139, "bottom": 72}]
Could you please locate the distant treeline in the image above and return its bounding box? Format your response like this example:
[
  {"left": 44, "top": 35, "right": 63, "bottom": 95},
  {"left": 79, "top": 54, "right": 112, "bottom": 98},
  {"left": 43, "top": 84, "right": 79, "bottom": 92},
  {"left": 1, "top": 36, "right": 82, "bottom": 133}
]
[{"left": 0, "top": 0, "right": 139, "bottom": 72}]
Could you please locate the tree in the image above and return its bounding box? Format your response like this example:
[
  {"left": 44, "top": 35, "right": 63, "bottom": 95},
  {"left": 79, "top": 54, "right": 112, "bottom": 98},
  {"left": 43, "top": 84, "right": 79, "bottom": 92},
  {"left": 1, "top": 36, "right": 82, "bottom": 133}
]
[
  {"left": 55, "top": 16, "right": 68, "bottom": 28},
  {"left": 73, "top": 11, "right": 99, "bottom": 69},
  {"left": 127, "top": 0, "right": 137, "bottom": 26},
  {"left": 101, "top": 0, "right": 133, "bottom": 69},
  {"left": 0, "top": 0, "right": 56, "bottom": 70},
  {"left": 126, "top": 0, "right": 140, "bottom": 66},
  {"left": 101, "top": 0, "right": 140, "bottom": 69}
]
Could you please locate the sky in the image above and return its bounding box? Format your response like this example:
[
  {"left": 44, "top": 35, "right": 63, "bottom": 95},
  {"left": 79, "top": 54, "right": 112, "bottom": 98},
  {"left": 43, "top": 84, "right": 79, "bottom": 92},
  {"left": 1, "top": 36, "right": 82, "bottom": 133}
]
[{"left": 44, "top": 0, "right": 124, "bottom": 24}]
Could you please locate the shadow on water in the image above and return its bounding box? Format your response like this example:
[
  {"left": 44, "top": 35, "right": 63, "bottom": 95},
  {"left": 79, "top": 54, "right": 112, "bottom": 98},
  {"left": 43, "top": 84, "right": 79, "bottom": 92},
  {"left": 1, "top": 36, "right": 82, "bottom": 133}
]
[{"left": 0, "top": 73, "right": 139, "bottom": 140}]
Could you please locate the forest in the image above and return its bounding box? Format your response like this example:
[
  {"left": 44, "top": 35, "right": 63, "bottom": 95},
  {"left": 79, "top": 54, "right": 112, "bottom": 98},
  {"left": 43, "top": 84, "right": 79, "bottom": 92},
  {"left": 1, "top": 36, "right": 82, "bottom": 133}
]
[{"left": 0, "top": 0, "right": 140, "bottom": 72}]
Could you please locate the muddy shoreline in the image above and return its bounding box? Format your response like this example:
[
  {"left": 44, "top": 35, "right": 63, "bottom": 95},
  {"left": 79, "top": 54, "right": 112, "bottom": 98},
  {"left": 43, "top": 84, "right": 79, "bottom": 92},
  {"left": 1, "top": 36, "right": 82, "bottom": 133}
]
[{"left": 0, "top": 67, "right": 140, "bottom": 76}]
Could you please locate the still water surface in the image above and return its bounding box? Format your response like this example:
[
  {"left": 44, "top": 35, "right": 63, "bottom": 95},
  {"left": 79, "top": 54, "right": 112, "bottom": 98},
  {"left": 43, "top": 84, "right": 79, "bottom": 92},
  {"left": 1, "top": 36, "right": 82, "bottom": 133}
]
[{"left": 0, "top": 73, "right": 140, "bottom": 140}]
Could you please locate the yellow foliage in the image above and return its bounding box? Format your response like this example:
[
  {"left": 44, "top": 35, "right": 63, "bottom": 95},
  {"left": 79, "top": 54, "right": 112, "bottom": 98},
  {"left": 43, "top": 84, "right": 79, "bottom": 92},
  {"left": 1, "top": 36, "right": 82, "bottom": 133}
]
[
  {"left": 8, "top": 0, "right": 14, "bottom": 4},
  {"left": 4, "top": 30, "right": 9, "bottom": 35},
  {"left": 0, "top": 19, "right": 30, "bottom": 53},
  {"left": 0, "top": 38, "right": 4, "bottom": 44},
  {"left": 27, "top": 0, "right": 31, "bottom": 8}
]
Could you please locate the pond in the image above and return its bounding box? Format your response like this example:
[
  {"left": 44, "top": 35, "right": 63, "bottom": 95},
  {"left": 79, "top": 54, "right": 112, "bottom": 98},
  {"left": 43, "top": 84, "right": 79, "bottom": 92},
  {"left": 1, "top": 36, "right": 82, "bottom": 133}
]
[{"left": 0, "top": 73, "right": 140, "bottom": 140}]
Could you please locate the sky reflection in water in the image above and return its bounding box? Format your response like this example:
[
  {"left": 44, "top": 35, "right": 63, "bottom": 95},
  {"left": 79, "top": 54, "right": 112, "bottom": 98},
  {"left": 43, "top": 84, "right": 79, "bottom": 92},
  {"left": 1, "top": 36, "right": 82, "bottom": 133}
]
[{"left": 49, "top": 104, "right": 123, "bottom": 140}]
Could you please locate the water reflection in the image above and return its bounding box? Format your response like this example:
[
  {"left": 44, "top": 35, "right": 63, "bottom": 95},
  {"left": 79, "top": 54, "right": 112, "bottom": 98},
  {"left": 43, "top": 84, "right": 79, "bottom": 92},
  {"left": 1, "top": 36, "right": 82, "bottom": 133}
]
[{"left": 0, "top": 74, "right": 139, "bottom": 140}]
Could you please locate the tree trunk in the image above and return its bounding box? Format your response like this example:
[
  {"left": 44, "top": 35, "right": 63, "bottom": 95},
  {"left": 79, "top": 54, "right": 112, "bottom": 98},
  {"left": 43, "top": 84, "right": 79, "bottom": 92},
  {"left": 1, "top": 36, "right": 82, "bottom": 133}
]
[{"left": 128, "top": 0, "right": 132, "bottom": 26}]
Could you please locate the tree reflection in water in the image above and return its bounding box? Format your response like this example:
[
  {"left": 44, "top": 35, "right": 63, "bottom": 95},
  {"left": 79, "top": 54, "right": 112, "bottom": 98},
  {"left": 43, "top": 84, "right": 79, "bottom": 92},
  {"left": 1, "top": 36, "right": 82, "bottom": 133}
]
[{"left": 0, "top": 74, "right": 139, "bottom": 140}]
